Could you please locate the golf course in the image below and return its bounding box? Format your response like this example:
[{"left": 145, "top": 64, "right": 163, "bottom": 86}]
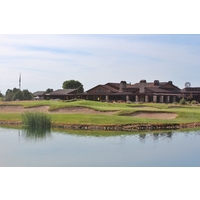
[{"left": 1, "top": 99, "right": 200, "bottom": 130}]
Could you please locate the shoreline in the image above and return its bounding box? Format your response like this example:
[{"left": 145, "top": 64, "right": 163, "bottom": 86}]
[{"left": 1, "top": 120, "right": 200, "bottom": 131}]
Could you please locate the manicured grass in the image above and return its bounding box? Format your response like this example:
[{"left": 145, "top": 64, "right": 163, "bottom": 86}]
[
  {"left": 1, "top": 100, "right": 200, "bottom": 125},
  {"left": 0, "top": 113, "right": 21, "bottom": 122}
]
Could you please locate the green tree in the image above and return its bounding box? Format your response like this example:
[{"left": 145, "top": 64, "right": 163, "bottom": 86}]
[
  {"left": 13, "top": 90, "right": 24, "bottom": 101},
  {"left": 5, "top": 88, "right": 20, "bottom": 101},
  {"left": 5, "top": 88, "right": 33, "bottom": 101},
  {"left": 22, "top": 90, "right": 33, "bottom": 100},
  {"left": 6, "top": 89, "right": 12, "bottom": 96},
  {"left": 13, "top": 88, "right": 20, "bottom": 94},
  {"left": 62, "top": 80, "right": 84, "bottom": 93},
  {"left": 5, "top": 89, "right": 14, "bottom": 101},
  {"left": 46, "top": 88, "right": 54, "bottom": 93}
]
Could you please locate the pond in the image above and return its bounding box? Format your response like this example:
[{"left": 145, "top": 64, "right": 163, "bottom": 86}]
[{"left": 0, "top": 126, "right": 200, "bottom": 167}]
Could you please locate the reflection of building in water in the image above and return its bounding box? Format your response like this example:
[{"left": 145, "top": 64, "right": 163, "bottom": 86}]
[
  {"left": 166, "top": 132, "right": 172, "bottom": 138},
  {"left": 153, "top": 133, "right": 159, "bottom": 140},
  {"left": 139, "top": 132, "right": 173, "bottom": 142},
  {"left": 139, "top": 133, "right": 146, "bottom": 142},
  {"left": 153, "top": 132, "right": 173, "bottom": 140},
  {"left": 160, "top": 132, "right": 173, "bottom": 138}
]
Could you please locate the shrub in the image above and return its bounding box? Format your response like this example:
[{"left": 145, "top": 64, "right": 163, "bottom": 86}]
[
  {"left": 180, "top": 98, "right": 186, "bottom": 105},
  {"left": 191, "top": 100, "right": 198, "bottom": 105},
  {"left": 22, "top": 111, "right": 51, "bottom": 130}
]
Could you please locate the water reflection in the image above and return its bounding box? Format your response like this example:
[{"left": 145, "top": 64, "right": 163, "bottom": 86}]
[
  {"left": 139, "top": 133, "right": 146, "bottom": 142},
  {"left": 10, "top": 127, "right": 200, "bottom": 143},
  {"left": 53, "top": 128, "right": 176, "bottom": 143},
  {"left": 139, "top": 131, "right": 173, "bottom": 142},
  {"left": 22, "top": 127, "right": 51, "bottom": 140},
  {"left": 1, "top": 126, "right": 200, "bottom": 166},
  {"left": 53, "top": 128, "right": 137, "bottom": 138},
  {"left": 153, "top": 133, "right": 159, "bottom": 140}
]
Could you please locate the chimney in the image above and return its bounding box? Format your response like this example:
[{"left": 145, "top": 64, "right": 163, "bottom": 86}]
[
  {"left": 119, "top": 81, "right": 127, "bottom": 92},
  {"left": 154, "top": 80, "right": 159, "bottom": 86},
  {"left": 139, "top": 80, "right": 146, "bottom": 93},
  {"left": 168, "top": 81, "right": 173, "bottom": 85}
]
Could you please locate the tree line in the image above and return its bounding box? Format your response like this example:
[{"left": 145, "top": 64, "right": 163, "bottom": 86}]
[
  {"left": 4, "top": 88, "right": 33, "bottom": 101},
  {"left": 0, "top": 79, "right": 84, "bottom": 101}
]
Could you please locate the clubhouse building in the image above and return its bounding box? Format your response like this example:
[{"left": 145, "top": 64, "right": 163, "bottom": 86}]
[
  {"left": 34, "top": 80, "right": 200, "bottom": 103},
  {"left": 81, "top": 80, "right": 182, "bottom": 103}
]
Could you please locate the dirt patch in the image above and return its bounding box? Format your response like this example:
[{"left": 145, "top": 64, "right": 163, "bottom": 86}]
[{"left": 124, "top": 112, "right": 178, "bottom": 119}]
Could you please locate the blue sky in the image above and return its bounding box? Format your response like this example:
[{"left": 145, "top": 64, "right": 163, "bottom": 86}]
[{"left": 1, "top": 34, "right": 200, "bottom": 94}]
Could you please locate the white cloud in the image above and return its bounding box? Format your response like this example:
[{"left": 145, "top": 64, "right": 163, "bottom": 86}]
[{"left": 1, "top": 34, "right": 200, "bottom": 94}]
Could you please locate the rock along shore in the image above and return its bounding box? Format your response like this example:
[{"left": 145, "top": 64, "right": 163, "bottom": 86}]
[{"left": 1, "top": 121, "right": 200, "bottom": 131}]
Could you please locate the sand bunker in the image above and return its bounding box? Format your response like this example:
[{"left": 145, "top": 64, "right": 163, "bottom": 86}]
[
  {"left": 125, "top": 112, "right": 178, "bottom": 119},
  {"left": 0, "top": 106, "right": 50, "bottom": 113},
  {"left": 51, "top": 107, "right": 117, "bottom": 115},
  {"left": 0, "top": 106, "right": 117, "bottom": 115}
]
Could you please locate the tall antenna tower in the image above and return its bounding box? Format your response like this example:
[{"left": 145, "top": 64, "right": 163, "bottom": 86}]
[{"left": 19, "top": 73, "right": 21, "bottom": 90}]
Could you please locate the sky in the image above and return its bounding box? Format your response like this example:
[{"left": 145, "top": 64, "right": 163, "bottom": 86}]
[{"left": 1, "top": 34, "right": 200, "bottom": 94}]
